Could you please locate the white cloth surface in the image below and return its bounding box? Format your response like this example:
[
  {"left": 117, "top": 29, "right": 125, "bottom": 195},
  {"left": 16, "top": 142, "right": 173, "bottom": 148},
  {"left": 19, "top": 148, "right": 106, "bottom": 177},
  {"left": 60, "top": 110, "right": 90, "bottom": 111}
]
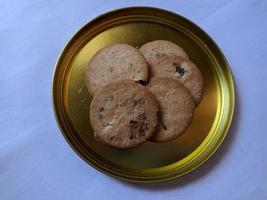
[{"left": 1, "top": 0, "right": 267, "bottom": 199}]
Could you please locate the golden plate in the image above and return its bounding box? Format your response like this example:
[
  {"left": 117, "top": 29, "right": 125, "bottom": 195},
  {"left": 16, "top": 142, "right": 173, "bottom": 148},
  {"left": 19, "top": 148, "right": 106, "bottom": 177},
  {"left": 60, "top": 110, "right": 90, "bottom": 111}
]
[{"left": 52, "top": 7, "right": 235, "bottom": 182}]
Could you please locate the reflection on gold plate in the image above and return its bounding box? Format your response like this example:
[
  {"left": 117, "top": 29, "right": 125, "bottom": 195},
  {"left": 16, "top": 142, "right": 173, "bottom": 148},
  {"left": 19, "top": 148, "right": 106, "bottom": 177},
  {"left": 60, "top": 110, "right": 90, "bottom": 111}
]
[{"left": 52, "top": 7, "right": 235, "bottom": 182}]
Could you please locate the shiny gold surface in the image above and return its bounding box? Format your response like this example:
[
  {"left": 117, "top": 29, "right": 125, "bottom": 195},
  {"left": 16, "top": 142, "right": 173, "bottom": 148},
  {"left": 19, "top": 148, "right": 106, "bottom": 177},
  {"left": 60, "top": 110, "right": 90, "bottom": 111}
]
[{"left": 53, "top": 7, "right": 234, "bottom": 182}]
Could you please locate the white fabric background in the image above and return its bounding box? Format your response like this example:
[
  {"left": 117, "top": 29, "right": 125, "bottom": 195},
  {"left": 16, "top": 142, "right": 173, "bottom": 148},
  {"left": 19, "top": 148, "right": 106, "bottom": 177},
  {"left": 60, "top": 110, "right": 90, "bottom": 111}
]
[{"left": 1, "top": 0, "right": 267, "bottom": 199}]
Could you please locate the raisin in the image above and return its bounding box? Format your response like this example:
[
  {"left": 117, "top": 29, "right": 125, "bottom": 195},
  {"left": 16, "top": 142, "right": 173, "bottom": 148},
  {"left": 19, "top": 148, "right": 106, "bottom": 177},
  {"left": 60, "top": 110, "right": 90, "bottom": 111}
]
[
  {"left": 137, "top": 80, "right": 146, "bottom": 85},
  {"left": 128, "top": 113, "right": 149, "bottom": 138},
  {"left": 106, "top": 122, "right": 112, "bottom": 126},
  {"left": 174, "top": 63, "right": 186, "bottom": 77},
  {"left": 160, "top": 121, "right": 167, "bottom": 131},
  {"left": 129, "top": 119, "right": 138, "bottom": 124},
  {"left": 98, "top": 107, "right": 104, "bottom": 112},
  {"left": 138, "top": 129, "right": 145, "bottom": 136},
  {"left": 128, "top": 131, "right": 134, "bottom": 139},
  {"left": 132, "top": 100, "right": 139, "bottom": 107},
  {"left": 157, "top": 110, "right": 167, "bottom": 130}
]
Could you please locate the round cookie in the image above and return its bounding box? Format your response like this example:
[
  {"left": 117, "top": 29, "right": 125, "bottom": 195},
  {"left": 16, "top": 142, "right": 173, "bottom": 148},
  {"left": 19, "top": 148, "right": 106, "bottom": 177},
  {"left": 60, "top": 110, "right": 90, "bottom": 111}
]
[
  {"left": 139, "top": 40, "right": 189, "bottom": 65},
  {"left": 147, "top": 77, "right": 195, "bottom": 142},
  {"left": 90, "top": 79, "right": 159, "bottom": 149},
  {"left": 150, "top": 56, "right": 204, "bottom": 105},
  {"left": 85, "top": 44, "right": 149, "bottom": 96}
]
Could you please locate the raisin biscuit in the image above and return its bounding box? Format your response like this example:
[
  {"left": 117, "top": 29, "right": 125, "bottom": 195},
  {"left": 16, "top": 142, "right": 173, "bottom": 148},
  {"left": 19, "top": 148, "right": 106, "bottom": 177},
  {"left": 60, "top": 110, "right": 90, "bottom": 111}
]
[
  {"left": 85, "top": 44, "right": 149, "bottom": 96},
  {"left": 150, "top": 56, "right": 204, "bottom": 105},
  {"left": 90, "top": 79, "right": 159, "bottom": 149},
  {"left": 147, "top": 77, "right": 195, "bottom": 142}
]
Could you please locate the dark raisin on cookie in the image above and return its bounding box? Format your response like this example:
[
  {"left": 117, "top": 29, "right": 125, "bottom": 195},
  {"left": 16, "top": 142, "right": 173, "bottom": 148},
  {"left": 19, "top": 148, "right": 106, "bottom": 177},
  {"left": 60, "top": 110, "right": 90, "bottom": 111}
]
[
  {"left": 128, "top": 113, "right": 149, "bottom": 138},
  {"left": 128, "top": 131, "right": 134, "bottom": 139},
  {"left": 138, "top": 114, "right": 149, "bottom": 136},
  {"left": 174, "top": 63, "right": 186, "bottom": 77},
  {"left": 98, "top": 107, "right": 104, "bottom": 112},
  {"left": 137, "top": 80, "right": 146, "bottom": 85},
  {"left": 129, "top": 119, "right": 138, "bottom": 124},
  {"left": 138, "top": 129, "right": 145, "bottom": 136},
  {"left": 159, "top": 120, "right": 167, "bottom": 130},
  {"left": 132, "top": 100, "right": 139, "bottom": 107},
  {"left": 159, "top": 120, "right": 167, "bottom": 131}
]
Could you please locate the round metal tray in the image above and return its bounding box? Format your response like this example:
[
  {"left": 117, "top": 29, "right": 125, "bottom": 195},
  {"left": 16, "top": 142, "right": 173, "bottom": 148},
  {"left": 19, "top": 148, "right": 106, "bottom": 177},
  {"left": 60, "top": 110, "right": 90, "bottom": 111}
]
[{"left": 52, "top": 7, "right": 235, "bottom": 182}]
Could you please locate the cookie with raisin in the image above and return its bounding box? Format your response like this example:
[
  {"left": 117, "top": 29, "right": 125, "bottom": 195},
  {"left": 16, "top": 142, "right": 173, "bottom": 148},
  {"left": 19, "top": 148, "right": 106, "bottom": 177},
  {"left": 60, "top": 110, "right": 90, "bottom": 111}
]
[
  {"left": 90, "top": 79, "right": 159, "bottom": 148},
  {"left": 149, "top": 56, "right": 204, "bottom": 105},
  {"left": 147, "top": 77, "right": 195, "bottom": 142}
]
